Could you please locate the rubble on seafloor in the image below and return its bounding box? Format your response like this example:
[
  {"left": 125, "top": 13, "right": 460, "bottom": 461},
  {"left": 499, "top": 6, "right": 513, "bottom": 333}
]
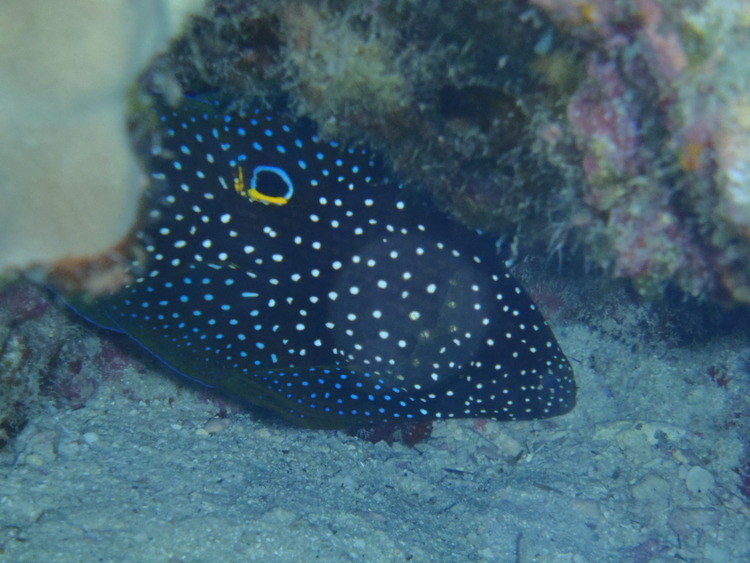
[
  {"left": 0, "top": 276, "right": 247, "bottom": 451},
  {"left": 0, "top": 279, "right": 135, "bottom": 449},
  {"left": 123, "top": 0, "right": 750, "bottom": 304}
]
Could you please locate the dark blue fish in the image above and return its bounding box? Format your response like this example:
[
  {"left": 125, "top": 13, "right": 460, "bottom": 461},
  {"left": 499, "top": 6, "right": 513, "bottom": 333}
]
[{"left": 70, "top": 97, "right": 575, "bottom": 429}]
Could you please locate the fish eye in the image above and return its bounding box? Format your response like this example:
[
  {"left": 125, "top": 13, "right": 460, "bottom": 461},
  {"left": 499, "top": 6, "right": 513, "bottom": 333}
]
[{"left": 255, "top": 168, "right": 291, "bottom": 198}]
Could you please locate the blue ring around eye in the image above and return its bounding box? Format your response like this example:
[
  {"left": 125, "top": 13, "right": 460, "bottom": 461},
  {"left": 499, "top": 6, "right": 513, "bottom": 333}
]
[{"left": 251, "top": 165, "right": 294, "bottom": 204}]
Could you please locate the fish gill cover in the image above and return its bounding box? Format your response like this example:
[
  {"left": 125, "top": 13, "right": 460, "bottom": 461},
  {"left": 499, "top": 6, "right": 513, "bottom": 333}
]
[{"left": 62, "top": 96, "right": 576, "bottom": 429}]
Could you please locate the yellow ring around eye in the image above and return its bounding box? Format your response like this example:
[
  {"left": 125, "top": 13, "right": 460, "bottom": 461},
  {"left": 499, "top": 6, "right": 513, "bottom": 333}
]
[{"left": 248, "top": 188, "right": 289, "bottom": 206}]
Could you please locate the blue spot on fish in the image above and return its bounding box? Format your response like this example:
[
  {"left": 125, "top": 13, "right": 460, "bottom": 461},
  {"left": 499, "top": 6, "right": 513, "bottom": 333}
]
[{"left": 70, "top": 97, "right": 576, "bottom": 429}]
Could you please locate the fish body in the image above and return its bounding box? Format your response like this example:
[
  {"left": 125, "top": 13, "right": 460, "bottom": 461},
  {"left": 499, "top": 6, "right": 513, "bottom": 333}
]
[{"left": 72, "top": 97, "right": 576, "bottom": 429}]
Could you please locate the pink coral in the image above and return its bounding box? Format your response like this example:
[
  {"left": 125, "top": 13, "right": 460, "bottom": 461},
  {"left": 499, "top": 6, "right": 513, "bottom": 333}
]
[{"left": 567, "top": 57, "right": 642, "bottom": 187}]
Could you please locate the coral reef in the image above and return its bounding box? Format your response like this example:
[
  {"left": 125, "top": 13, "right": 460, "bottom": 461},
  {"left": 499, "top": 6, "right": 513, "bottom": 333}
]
[
  {"left": 129, "top": 0, "right": 750, "bottom": 304},
  {"left": 536, "top": 0, "right": 750, "bottom": 300}
]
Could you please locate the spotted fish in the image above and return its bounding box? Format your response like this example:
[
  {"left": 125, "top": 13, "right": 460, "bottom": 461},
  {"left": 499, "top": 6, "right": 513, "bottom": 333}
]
[{"left": 69, "top": 97, "right": 576, "bottom": 429}]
